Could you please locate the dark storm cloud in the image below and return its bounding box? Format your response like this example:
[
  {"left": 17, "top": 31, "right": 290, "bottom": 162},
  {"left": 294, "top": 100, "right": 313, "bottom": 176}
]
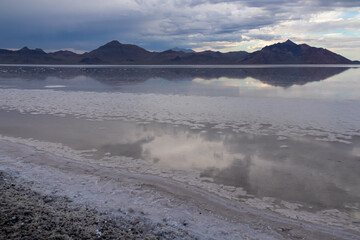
[
  {"left": 182, "top": 0, "right": 360, "bottom": 8},
  {"left": 0, "top": 0, "right": 359, "bottom": 53}
]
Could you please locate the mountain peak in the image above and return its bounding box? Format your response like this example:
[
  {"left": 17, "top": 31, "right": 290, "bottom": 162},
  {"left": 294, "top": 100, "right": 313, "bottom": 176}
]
[
  {"left": 105, "top": 40, "right": 122, "bottom": 46},
  {"left": 284, "top": 39, "right": 296, "bottom": 45},
  {"left": 19, "top": 47, "right": 30, "bottom": 51},
  {"left": 17, "top": 47, "right": 46, "bottom": 54}
]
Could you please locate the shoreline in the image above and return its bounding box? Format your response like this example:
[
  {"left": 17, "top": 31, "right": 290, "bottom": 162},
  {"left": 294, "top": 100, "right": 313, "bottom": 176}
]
[
  {"left": 0, "top": 170, "right": 192, "bottom": 239},
  {"left": 0, "top": 139, "right": 359, "bottom": 239}
]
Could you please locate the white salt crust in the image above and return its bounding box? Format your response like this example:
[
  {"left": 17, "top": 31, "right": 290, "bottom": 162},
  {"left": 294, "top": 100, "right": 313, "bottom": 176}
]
[
  {"left": 1, "top": 89, "right": 359, "bottom": 143},
  {"left": 1, "top": 134, "right": 359, "bottom": 233}
]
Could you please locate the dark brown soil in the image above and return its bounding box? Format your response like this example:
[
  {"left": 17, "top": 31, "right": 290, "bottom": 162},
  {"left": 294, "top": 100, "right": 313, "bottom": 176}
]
[{"left": 0, "top": 171, "right": 194, "bottom": 240}]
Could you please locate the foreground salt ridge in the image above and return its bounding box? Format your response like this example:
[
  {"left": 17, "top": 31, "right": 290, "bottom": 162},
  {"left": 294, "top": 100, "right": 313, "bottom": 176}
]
[
  {"left": 1, "top": 88, "right": 360, "bottom": 143},
  {"left": 1, "top": 134, "right": 359, "bottom": 234},
  {"left": 1, "top": 139, "right": 359, "bottom": 240},
  {"left": 0, "top": 139, "right": 285, "bottom": 240}
]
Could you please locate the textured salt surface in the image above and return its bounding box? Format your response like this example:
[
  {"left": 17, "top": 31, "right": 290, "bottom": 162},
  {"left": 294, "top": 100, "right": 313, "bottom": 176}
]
[
  {"left": 0, "top": 139, "right": 286, "bottom": 240},
  {"left": 1, "top": 134, "right": 359, "bottom": 233},
  {"left": 1, "top": 89, "right": 359, "bottom": 143},
  {"left": 1, "top": 87, "right": 360, "bottom": 232}
]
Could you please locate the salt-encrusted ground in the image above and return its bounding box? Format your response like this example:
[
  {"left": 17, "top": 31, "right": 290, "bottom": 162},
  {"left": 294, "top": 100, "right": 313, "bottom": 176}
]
[
  {"left": 0, "top": 170, "right": 194, "bottom": 240},
  {"left": 0, "top": 139, "right": 359, "bottom": 240},
  {"left": 1, "top": 88, "right": 359, "bottom": 143},
  {"left": 1, "top": 71, "right": 360, "bottom": 239}
]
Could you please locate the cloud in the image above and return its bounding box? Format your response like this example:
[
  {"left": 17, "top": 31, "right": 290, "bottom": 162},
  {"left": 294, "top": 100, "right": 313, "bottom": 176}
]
[{"left": 0, "top": 0, "right": 359, "bottom": 59}]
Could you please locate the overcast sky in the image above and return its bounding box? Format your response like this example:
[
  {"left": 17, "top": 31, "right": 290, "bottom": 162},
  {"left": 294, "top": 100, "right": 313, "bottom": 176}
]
[{"left": 0, "top": 0, "right": 359, "bottom": 59}]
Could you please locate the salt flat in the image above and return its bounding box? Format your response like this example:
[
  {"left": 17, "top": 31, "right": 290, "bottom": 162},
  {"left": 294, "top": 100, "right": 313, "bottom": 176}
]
[{"left": 0, "top": 66, "right": 359, "bottom": 239}]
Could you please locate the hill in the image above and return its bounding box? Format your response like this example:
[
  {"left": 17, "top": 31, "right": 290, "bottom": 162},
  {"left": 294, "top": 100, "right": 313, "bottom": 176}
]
[
  {"left": 0, "top": 40, "right": 356, "bottom": 65},
  {"left": 241, "top": 40, "right": 353, "bottom": 64}
]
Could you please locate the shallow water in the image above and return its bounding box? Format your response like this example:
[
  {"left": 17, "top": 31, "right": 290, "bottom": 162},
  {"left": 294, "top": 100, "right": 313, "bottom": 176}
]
[{"left": 0, "top": 65, "right": 359, "bottom": 220}]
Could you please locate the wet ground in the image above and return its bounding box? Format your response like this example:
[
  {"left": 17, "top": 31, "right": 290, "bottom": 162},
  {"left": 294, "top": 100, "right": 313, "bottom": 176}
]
[{"left": 0, "top": 65, "right": 360, "bottom": 238}]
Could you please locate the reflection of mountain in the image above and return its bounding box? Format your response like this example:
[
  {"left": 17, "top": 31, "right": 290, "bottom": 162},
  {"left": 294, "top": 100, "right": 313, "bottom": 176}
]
[
  {"left": 241, "top": 67, "right": 349, "bottom": 87},
  {"left": 0, "top": 66, "right": 350, "bottom": 87}
]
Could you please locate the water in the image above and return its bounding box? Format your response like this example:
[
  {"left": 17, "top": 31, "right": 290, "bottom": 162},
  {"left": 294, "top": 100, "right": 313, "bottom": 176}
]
[{"left": 0, "top": 65, "right": 359, "bottom": 222}]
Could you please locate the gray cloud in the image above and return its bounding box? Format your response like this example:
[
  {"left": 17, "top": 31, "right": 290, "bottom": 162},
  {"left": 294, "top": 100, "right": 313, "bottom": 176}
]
[{"left": 0, "top": 0, "right": 359, "bottom": 56}]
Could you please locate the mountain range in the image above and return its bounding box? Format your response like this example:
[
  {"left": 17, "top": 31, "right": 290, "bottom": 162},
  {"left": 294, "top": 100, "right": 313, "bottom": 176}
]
[{"left": 0, "top": 40, "right": 357, "bottom": 65}]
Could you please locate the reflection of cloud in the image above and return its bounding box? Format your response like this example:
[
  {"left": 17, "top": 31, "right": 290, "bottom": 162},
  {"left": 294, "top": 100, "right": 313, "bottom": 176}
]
[
  {"left": 2, "top": 107, "right": 360, "bottom": 212},
  {"left": 194, "top": 77, "right": 272, "bottom": 88},
  {"left": 142, "top": 133, "right": 243, "bottom": 170},
  {"left": 201, "top": 132, "right": 360, "bottom": 210},
  {"left": 352, "top": 147, "right": 360, "bottom": 157}
]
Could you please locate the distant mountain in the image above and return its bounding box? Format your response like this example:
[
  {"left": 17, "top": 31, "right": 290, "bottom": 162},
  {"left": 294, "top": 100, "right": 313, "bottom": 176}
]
[
  {"left": 81, "top": 40, "right": 154, "bottom": 64},
  {"left": 0, "top": 47, "right": 58, "bottom": 64},
  {"left": 0, "top": 40, "right": 357, "bottom": 65},
  {"left": 241, "top": 40, "right": 353, "bottom": 64},
  {"left": 170, "top": 47, "right": 195, "bottom": 53},
  {"left": 48, "top": 50, "right": 81, "bottom": 63},
  {"left": 155, "top": 49, "right": 249, "bottom": 64}
]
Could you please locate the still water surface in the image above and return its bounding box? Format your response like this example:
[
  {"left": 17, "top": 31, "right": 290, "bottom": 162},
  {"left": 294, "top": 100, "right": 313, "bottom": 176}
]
[{"left": 0, "top": 65, "right": 359, "bottom": 219}]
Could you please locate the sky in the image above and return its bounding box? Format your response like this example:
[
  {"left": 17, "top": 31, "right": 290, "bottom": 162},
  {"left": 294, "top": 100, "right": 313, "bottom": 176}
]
[{"left": 0, "top": 0, "right": 359, "bottom": 60}]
